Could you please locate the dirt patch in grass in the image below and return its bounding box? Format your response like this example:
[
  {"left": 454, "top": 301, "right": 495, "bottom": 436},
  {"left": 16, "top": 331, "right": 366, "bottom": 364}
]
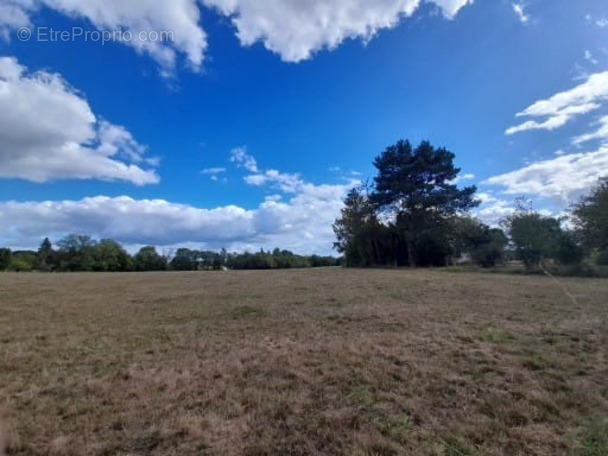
[{"left": 0, "top": 268, "right": 607, "bottom": 455}]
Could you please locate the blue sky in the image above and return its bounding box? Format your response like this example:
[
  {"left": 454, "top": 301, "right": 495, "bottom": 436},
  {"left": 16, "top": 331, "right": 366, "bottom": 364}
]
[{"left": 0, "top": 0, "right": 607, "bottom": 254}]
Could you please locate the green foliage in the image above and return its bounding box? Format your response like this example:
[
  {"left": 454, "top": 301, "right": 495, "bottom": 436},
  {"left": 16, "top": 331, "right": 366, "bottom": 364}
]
[
  {"left": 170, "top": 248, "right": 199, "bottom": 271},
  {"left": 595, "top": 249, "right": 608, "bottom": 266},
  {"left": 224, "top": 248, "right": 338, "bottom": 270},
  {"left": 35, "top": 237, "right": 55, "bottom": 271},
  {"left": 0, "top": 247, "right": 11, "bottom": 270},
  {"left": 91, "top": 240, "right": 133, "bottom": 272},
  {"left": 572, "top": 178, "right": 608, "bottom": 251},
  {"left": 333, "top": 185, "right": 378, "bottom": 257},
  {"left": 9, "top": 251, "right": 36, "bottom": 272},
  {"left": 1, "top": 236, "right": 339, "bottom": 273},
  {"left": 503, "top": 210, "right": 563, "bottom": 268},
  {"left": 581, "top": 419, "right": 608, "bottom": 456},
  {"left": 133, "top": 246, "right": 167, "bottom": 271},
  {"left": 371, "top": 140, "right": 479, "bottom": 267},
  {"left": 55, "top": 234, "right": 98, "bottom": 271},
  {"left": 334, "top": 140, "right": 480, "bottom": 268},
  {"left": 452, "top": 217, "right": 509, "bottom": 267},
  {"left": 554, "top": 231, "right": 585, "bottom": 265}
]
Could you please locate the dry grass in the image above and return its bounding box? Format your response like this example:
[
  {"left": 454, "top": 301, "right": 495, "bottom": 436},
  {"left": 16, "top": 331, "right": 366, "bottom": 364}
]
[{"left": 1, "top": 268, "right": 607, "bottom": 455}]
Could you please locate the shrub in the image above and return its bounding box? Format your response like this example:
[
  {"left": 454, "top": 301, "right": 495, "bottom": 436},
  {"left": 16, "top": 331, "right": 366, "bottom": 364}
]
[
  {"left": 595, "top": 249, "right": 608, "bottom": 266},
  {"left": 9, "top": 257, "right": 34, "bottom": 272}
]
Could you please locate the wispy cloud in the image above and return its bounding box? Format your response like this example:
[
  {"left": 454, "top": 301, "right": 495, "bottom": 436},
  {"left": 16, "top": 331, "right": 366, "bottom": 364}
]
[
  {"left": 512, "top": 2, "right": 530, "bottom": 24},
  {"left": 201, "top": 167, "right": 227, "bottom": 181},
  {"left": 584, "top": 50, "right": 599, "bottom": 65},
  {"left": 572, "top": 115, "right": 608, "bottom": 146},
  {"left": 484, "top": 146, "right": 608, "bottom": 203},
  {"left": 1, "top": 0, "right": 475, "bottom": 72},
  {"left": 506, "top": 71, "right": 608, "bottom": 135}
]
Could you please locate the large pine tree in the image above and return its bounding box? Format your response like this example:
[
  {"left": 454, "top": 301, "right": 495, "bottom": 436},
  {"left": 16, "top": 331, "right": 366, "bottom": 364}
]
[{"left": 371, "top": 140, "right": 478, "bottom": 266}]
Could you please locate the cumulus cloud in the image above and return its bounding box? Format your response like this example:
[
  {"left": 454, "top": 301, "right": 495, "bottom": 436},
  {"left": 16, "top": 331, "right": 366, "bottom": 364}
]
[
  {"left": 0, "top": 57, "right": 158, "bottom": 185},
  {"left": 1, "top": 0, "right": 207, "bottom": 75},
  {"left": 0, "top": 0, "right": 33, "bottom": 40},
  {"left": 484, "top": 146, "right": 608, "bottom": 203},
  {"left": 0, "top": 147, "right": 360, "bottom": 253},
  {"left": 506, "top": 71, "right": 608, "bottom": 135},
  {"left": 3, "top": 0, "right": 474, "bottom": 70},
  {"left": 204, "top": 0, "right": 474, "bottom": 62},
  {"left": 0, "top": 183, "right": 352, "bottom": 254}
]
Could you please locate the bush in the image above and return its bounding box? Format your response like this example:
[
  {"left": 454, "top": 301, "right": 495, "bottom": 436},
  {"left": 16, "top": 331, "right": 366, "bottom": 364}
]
[
  {"left": 555, "top": 233, "right": 585, "bottom": 265},
  {"left": 9, "top": 257, "right": 34, "bottom": 272},
  {"left": 595, "top": 249, "right": 608, "bottom": 266}
]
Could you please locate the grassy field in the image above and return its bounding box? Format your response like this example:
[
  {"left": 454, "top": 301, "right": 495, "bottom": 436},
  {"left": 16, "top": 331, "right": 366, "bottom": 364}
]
[{"left": 1, "top": 268, "right": 607, "bottom": 455}]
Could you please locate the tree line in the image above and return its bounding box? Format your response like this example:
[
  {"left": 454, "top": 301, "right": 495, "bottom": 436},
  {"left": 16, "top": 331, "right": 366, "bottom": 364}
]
[
  {"left": 0, "top": 237, "right": 339, "bottom": 273},
  {"left": 333, "top": 139, "right": 608, "bottom": 271}
]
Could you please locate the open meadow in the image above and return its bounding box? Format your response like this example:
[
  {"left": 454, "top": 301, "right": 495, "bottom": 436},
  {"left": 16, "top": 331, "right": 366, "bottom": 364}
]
[{"left": 1, "top": 269, "right": 607, "bottom": 455}]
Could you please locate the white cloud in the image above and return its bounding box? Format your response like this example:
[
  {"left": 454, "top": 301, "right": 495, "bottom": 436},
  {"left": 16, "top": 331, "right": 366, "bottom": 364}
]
[
  {"left": 473, "top": 192, "right": 515, "bottom": 226},
  {"left": 0, "top": 57, "right": 159, "bottom": 185},
  {"left": 3, "top": 0, "right": 474, "bottom": 70},
  {"left": 572, "top": 115, "right": 608, "bottom": 146},
  {"left": 597, "top": 18, "right": 608, "bottom": 28},
  {"left": 0, "top": 148, "right": 360, "bottom": 254},
  {"left": 450, "top": 173, "right": 475, "bottom": 184},
  {"left": 245, "top": 169, "right": 304, "bottom": 193},
  {"left": 506, "top": 71, "right": 608, "bottom": 135},
  {"left": 1, "top": 0, "right": 207, "bottom": 75},
  {"left": 201, "top": 167, "right": 227, "bottom": 181},
  {"left": 230, "top": 146, "right": 259, "bottom": 173},
  {"left": 238, "top": 149, "right": 361, "bottom": 194},
  {"left": 0, "top": 0, "right": 33, "bottom": 40},
  {"left": 201, "top": 167, "right": 227, "bottom": 175},
  {"left": 200, "top": 0, "right": 474, "bottom": 63},
  {"left": 512, "top": 2, "right": 529, "bottom": 24},
  {"left": 0, "top": 183, "right": 352, "bottom": 254},
  {"left": 484, "top": 146, "right": 608, "bottom": 204}
]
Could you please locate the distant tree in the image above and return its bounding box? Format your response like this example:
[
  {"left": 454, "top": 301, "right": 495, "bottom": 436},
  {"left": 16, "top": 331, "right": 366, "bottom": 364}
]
[
  {"left": 452, "top": 217, "right": 508, "bottom": 267},
  {"left": 333, "top": 185, "right": 388, "bottom": 267},
  {"left": 170, "top": 248, "right": 198, "bottom": 271},
  {"left": 36, "top": 237, "right": 55, "bottom": 271},
  {"left": 91, "top": 239, "right": 133, "bottom": 272},
  {"left": 371, "top": 140, "right": 479, "bottom": 267},
  {"left": 133, "top": 246, "right": 167, "bottom": 271},
  {"left": 0, "top": 248, "right": 11, "bottom": 271},
  {"left": 57, "top": 234, "right": 96, "bottom": 252},
  {"left": 572, "top": 178, "right": 608, "bottom": 255},
  {"left": 56, "top": 234, "right": 97, "bottom": 271},
  {"left": 554, "top": 230, "right": 585, "bottom": 265},
  {"left": 502, "top": 202, "right": 564, "bottom": 268}
]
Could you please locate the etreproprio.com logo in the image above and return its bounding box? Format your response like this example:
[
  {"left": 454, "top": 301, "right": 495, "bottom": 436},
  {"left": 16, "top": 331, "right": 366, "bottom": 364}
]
[{"left": 17, "top": 26, "right": 175, "bottom": 45}]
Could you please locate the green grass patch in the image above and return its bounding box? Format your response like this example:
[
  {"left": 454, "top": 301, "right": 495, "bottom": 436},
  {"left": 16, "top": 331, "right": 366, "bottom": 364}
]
[{"left": 474, "top": 327, "right": 515, "bottom": 344}]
